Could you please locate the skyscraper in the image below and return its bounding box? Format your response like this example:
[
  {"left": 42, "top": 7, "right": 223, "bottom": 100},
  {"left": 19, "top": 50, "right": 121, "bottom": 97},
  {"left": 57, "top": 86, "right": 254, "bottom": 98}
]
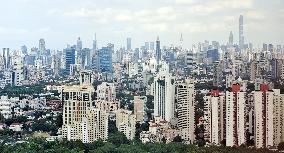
[
  {"left": 204, "top": 89, "right": 225, "bottom": 145},
  {"left": 64, "top": 46, "right": 76, "bottom": 75},
  {"left": 176, "top": 79, "right": 195, "bottom": 144},
  {"left": 116, "top": 109, "right": 136, "bottom": 140},
  {"left": 153, "top": 63, "right": 175, "bottom": 122},
  {"left": 93, "top": 33, "right": 97, "bottom": 51},
  {"left": 134, "top": 96, "right": 146, "bottom": 123},
  {"left": 226, "top": 84, "right": 246, "bottom": 147},
  {"left": 126, "top": 37, "right": 131, "bottom": 51},
  {"left": 76, "top": 37, "right": 82, "bottom": 51},
  {"left": 155, "top": 36, "right": 161, "bottom": 64},
  {"left": 97, "top": 46, "right": 113, "bottom": 73},
  {"left": 62, "top": 71, "right": 108, "bottom": 143},
  {"left": 254, "top": 84, "right": 274, "bottom": 148},
  {"left": 39, "top": 38, "right": 46, "bottom": 55},
  {"left": 229, "top": 31, "right": 233, "bottom": 45},
  {"left": 76, "top": 37, "right": 83, "bottom": 65},
  {"left": 239, "top": 15, "right": 244, "bottom": 50}
]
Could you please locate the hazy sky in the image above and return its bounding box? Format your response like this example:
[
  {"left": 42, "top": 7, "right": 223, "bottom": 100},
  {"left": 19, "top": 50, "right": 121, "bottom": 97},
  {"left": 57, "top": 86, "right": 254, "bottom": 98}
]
[{"left": 0, "top": 0, "right": 283, "bottom": 50}]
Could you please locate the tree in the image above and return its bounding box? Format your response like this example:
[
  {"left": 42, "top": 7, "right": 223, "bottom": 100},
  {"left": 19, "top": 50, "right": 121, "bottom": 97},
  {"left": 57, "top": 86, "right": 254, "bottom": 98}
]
[
  {"left": 172, "top": 135, "right": 182, "bottom": 143},
  {"left": 56, "top": 114, "right": 63, "bottom": 128},
  {"left": 108, "top": 131, "right": 129, "bottom": 146},
  {"left": 278, "top": 142, "right": 284, "bottom": 151},
  {"left": 108, "top": 119, "right": 118, "bottom": 133}
]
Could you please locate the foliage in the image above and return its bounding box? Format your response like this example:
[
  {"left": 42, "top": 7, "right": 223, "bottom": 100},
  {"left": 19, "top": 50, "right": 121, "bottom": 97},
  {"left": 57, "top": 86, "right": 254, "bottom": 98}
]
[
  {"left": 0, "top": 138, "right": 280, "bottom": 153},
  {"left": 0, "top": 85, "right": 45, "bottom": 97},
  {"left": 108, "top": 119, "right": 118, "bottom": 134},
  {"left": 4, "top": 116, "right": 28, "bottom": 126},
  {"left": 278, "top": 142, "right": 284, "bottom": 151},
  {"left": 135, "top": 122, "right": 149, "bottom": 140},
  {"left": 172, "top": 135, "right": 183, "bottom": 142},
  {"left": 107, "top": 131, "right": 129, "bottom": 146},
  {"left": 55, "top": 114, "right": 63, "bottom": 128}
]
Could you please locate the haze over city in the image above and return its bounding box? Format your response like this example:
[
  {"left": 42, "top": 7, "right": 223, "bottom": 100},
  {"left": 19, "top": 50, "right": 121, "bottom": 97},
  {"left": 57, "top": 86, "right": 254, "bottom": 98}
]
[
  {"left": 1, "top": 0, "right": 284, "bottom": 152},
  {"left": 0, "top": 0, "right": 284, "bottom": 49}
]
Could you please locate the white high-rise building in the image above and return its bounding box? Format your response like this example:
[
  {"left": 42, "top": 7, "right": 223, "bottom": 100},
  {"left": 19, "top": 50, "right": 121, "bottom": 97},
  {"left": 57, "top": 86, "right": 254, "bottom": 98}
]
[
  {"left": 176, "top": 79, "right": 195, "bottom": 144},
  {"left": 62, "top": 71, "right": 108, "bottom": 143},
  {"left": 204, "top": 90, "right": 225, "bottom": 145},
  {"left": 11, "top": 55, "right": 24, "bottom": 86},
  {"left": 254, "top": 84, "right": 274, "bottom": 148},
  {"left": 273, "top": 89, "right": 284, "bottom": 147},
  {"left": 153, "top": 62, "right": 175, "bottom": 122},
  {"left": 39, "top": 39, "right": 46, "bottom": 55},
  {"left": 226, "top": 84, "right": 246, "bottom": 147}
]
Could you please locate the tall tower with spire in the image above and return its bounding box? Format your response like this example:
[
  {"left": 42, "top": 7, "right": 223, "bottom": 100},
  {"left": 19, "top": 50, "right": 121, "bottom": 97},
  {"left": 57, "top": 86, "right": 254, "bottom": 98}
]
[
  {"left": 239, "top": 15, "right": 244, "bottom": 50},
  {"left": 229, "top": 31, "right": 233, "bottom": 45},
  {"left": 155, "top": 36, "right": 161, "bottom": 65},
  {"left": 180, "top": 33, "right": 183, "bottom": 48},
  {"left": 93, "top": 33, "right": 97, "bottom": 51}
]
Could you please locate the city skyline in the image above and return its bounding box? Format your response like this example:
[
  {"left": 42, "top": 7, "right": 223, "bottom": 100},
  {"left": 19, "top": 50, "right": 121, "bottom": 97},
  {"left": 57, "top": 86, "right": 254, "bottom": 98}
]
[{"left": 0, "top": 0, "right": 284, "bottom": 50}]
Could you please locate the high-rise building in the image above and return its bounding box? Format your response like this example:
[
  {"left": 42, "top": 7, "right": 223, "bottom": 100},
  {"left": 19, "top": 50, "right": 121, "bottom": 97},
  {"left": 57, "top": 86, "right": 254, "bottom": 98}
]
[
  {"left": 134, "top": 96, "right": 147, "bottom": 122},
  {"left": 96, "top": 82, "right": 116, "bottom": 102},
  {"left": 207, "top": 49, "right": 219, "bottom": 64},
  {"left": 81, "top": 48, "right": 91, "bottom": 68},
  {"left": 39, "top": 39, "right": 46, "bottom": 55},
  {"left": 225, "top": 84, "right": 246, "bottom": 147},
  {"left": 86, "top": 108, "right": 109, "bottom": 142},
  {"left": 127, "top": 37, "right": 131, "bottom": 51},
  {"left": 76, "top": 37, "right": 83, "bottom": 65},
  {"left": 21, "top": 45, "right": 28, "bottom": 55},
  {"left": 273, "top": 89, "right": 284, "bottom": 147},
  {"left": 239, "top": 15, "right": 244, "bottom": 50},
  {"left": 145, "top": 42, "right": 149, "bottom": 51},
  {"left": 62, "top": 71, "right": 108, "bottom": 143},
  {"left": 64, "top": 46, "right": 76, "bottom": 75},
  {"left": 186, "top": 50, "right": 193, "bottom": 70},
  {"left": 153, "top": 62, "right": 175, "bottom": 122},
  {"left": 213, "top": 61, "right": 222, "bottom": 87},
  {"left": 77, "top": 37, "right": 82, "bottom": 51},
  {"left": 116, "top": 109, "right": 136, "bottom": 140},
  {"left": 11, "top": 56, "right": 24, "bottom": 86},
  {"left": 150, "top": 42, "right": 155, "bottom": 50},
  {"left": 93, "top": 33, "right": 97, "bottom": 51},
  {"left": 176, "top": 79, "right": 195, "bottom": 144},
  {"left": 2, "top": 48, "right": 10, "bottom": 69},
  {"left": 155, "top": 37, "right": 161, "bottom": 64},
  {"left": 229, "top": 31, "right": 233, "bottom": 45},
  {"left": 271, "top": 58, "right": 284, "bottom": 80},
  {"left": 254, "top": 84, "right": 274, "bottom": 148},
  {"left": 98, "top": 46, "right": 113, "bottom": 73},
  {"left": 204, "top": 89, "right": 225, "bottom": 145}
]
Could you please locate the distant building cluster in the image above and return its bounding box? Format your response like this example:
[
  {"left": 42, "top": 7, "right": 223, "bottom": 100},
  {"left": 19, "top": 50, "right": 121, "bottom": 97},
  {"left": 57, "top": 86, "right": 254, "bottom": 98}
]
[{"left": 0, "top": 14, "right": 284, "bottom": 150}]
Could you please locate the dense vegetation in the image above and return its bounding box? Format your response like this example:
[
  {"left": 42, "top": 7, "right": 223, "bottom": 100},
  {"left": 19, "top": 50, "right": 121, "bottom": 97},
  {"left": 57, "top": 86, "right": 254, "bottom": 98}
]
[
  {"left": 0, "top": 137, "right": 279, "bottom": 153},
  {"left": 0, "top": 84, "right": 45, "bottom": 97}
]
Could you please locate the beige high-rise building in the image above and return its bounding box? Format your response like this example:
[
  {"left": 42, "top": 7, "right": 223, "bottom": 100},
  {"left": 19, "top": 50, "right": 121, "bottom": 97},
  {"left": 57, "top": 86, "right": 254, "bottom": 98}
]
[
  {"left": 253, "top": 84, "right": 274, "bottom": 148},
  {"left": 225, "top": 84, "right": 246, "bottom": 147},
  {"left": 134, "top": 96, "right": 146, "bottom": 122},
  {"left": 86, "top": 108, "right": 108, "bottom": 142},
  {"left": 95, "top": 82, "right": 119, "bottom": 113},
  {"left": 204, "top": 90, "right": 225, "bottom": 145},
  {"left": 116, "top": 109, "right": 136, "bottom": 140},
  {"left": 273, "top": 89, "right": 284, "bottom": 147},
  {"left": 176, "top": 79, "right": 195, "bottom": 144},
  {"left": 96, "top": 82, "right": 116, "bottom": 101},
  {"left": 62, "top": 71, "right": 108, "bottom": 143}
]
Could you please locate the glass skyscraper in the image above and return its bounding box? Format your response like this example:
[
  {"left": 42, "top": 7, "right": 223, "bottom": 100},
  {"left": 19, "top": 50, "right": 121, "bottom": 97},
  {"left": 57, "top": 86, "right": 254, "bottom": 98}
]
[{"left": 98, "top": 46, "right": 113, "bottom": 73}]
